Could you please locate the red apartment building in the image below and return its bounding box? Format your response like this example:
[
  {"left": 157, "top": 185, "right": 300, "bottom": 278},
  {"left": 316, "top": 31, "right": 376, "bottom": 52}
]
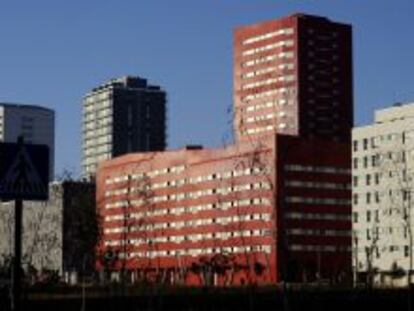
[
  {"left": 97, "top": 136, "right": 351, "bottom": 285},
  {"left": 234, "top": 13, "right": 353, "bottom": 143},
  {"left": 96, "top": 13, "right": 353, "bottom": 285}
]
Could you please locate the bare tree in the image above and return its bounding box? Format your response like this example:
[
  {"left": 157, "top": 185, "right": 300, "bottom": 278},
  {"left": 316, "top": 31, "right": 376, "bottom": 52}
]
[
  {"left": 127, "top": 172, "right": 155, "bottom": 283},
  {"left": 364, "top": 219, "right": 380, "bottom": 287},
  {"left": 98, "top": 159, "right": 157, "bottom": 285},
  {"left": 0, "top": 197, "right": 62, "bottom": 283},
  {"left": 0, "top": 205, "right": 13, "bottom": 260},
  {"left": 23, "top": 201, "right": 62, "bottom": 279},
  {"left": 376, "top": 131, "right": 414, "bottom": 286}
]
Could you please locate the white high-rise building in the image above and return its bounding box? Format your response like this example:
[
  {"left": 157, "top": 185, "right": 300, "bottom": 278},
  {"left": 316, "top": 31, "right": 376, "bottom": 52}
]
[
  {"left": 353, "top": 102, "right": 414, "bottom": 287},
  {"left": 0, "top": 103, "right": 55, "bottom": 179}
]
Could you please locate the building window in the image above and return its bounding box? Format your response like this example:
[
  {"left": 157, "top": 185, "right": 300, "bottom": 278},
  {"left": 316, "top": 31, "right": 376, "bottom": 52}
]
[
  {"left": 375, "top": 192, "right": 380, "bottom": 204},
  {"left": 353, "top": 158, "right": 358, "bottom": 169},
  {"left": 375, "top": 173, "right": 380, "bottom": 185},
  {"left": 353, "top": 212, "right": 358, "bottom": 223},
  {"left": 366, "top": 174, "right": 371, "bottom": 186},
  {"left": 366, "top": 193, "right": 371, "bottom": 204},
  {"left": 367, "top": 210, "right": 371, "bottom": 222},
  {"left": 353, "top": 140, "right": 358, "bottom": 152},
  {"left": 353, "top": 194, "right": 358, "bottom": 205},
  {"left": 363, "top": 156, "right": 368, "bottom": 168},
  {"left": 405, "top": 246, "right": 410, "bottom": 257},
  {"left": 371, "top": 155, "right": 377, "bottom": 167},
  {"left": 353, "top": 176, "right": 358, "bottom": 187},
  {"left": 363, "top": 138, "right": 368, "bottom": 150},
  {"left": 403, "top": 190, "right": 410, "bottom": 201}
]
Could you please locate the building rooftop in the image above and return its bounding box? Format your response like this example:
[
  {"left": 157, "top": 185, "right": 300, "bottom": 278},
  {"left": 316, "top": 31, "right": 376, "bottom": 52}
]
[
  {"left": 0, "top": 102, "right": 54, "bottom": 114},
  {"left": 234, "top": 12, "right": 350, "bottom": 32},
  {"left": 375, "top": 101, "right": 414, "bottom": 123},
  {"left": 87, "top": 76, "right": 163, "bottom": 95}
]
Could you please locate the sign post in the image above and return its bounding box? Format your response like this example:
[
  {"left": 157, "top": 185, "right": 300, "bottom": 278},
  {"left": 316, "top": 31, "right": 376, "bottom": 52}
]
[
  {"left": 0, "top": 136, "right": 49, "bottom": 311},
  {"left": 13, "top": 197, "right": 22, "bottom": 311}
]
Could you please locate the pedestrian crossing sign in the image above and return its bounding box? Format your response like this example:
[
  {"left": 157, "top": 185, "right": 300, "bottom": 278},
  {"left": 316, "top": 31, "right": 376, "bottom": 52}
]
[{"left": 0, "top": 142, "right": 49, "bottom": 200}]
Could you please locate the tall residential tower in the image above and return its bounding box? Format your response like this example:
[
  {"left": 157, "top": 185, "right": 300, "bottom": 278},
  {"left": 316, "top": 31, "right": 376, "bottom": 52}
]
[
  {"left": 234, "top": 13, "right": 353, "bottom": 142},
  {"left": 82, "top": 76, "right": 166, "bottom": 180}
]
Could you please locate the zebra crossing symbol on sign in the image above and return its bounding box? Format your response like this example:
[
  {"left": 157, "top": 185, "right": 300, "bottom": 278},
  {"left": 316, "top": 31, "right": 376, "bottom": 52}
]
[{"left": 0, "top": 142, "right": 49, "bottom": 200}]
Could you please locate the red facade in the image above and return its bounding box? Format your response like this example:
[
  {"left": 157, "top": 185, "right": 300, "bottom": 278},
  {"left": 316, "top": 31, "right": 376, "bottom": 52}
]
[
  {"left": 275, "top": 136, "right": 352, "bottom": 282},
  {"left": 96, "top": 136, "right": 351, "bottom": 285},
  {"left": 97, "top": 140, "right": 277, "bottom": 285},
  {"left": 234, "top": 14, "right": 353, "bottom": 143}
]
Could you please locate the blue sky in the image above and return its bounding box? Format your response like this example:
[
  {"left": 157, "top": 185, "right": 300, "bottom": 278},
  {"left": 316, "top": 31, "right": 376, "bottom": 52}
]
[{"left": 0, "top": 0, "right": 413, "bottom": 177}]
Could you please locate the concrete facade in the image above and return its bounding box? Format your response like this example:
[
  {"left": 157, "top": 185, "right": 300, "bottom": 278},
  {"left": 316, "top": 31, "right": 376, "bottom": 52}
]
[
  {"left": 0, "top": 181, "right": 96, "bottom": 282},
  {"left": 352, "top": 102, "right": 414, "bottom": 287}
]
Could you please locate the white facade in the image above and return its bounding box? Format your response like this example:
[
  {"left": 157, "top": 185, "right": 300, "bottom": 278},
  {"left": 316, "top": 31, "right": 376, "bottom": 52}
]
[
  {"left": 353, "top": 102, "right": 414, "bottom": 287},
  {"left": 0, "top": 103, "right": 55, "bottom": 179},
  {"left": 82, "top": 87, "right": 113, "bottom": 179}
]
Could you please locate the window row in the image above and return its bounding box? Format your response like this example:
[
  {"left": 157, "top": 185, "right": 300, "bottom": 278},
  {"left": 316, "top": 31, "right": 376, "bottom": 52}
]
[
  {"left": 242, "top": 75, "right": 295, "bottom": 90},
  {"left": 105, "top": 181, "right": 271, "bottom": 207},
  {"left": 289, "top": 244, "right": 351, "bottom": 252},
  {"left": 106, "top": 164, "right": 186, "bottom": 184},
  {"left": 242, "top": 28, "right": 294, "bottom": 45},
  {"left": 285, "top": 212, "right": 350, "bottom": 221},
  {"left": 353, "top": 131, "right": 414, "bottom": 152},
  {"left": 284, "top": 164, "right": 351, "bottom": 175},
  {"left": 241, "top": 86, "right": 296, "bottom": 101},
  {"left": 286, "top": 196, "right": 351, "bottom": 205},
  {"left": 84, "top": 91, "right": 111, "bottom": 104},
  {"left": 245, "top": 111, "right": 288, "bottom": 124},
  {"left": 243, "top": 66, "right": 277, "bottom": 79},
  {"left": 242, "top": 40, "right": 294, "bottom": 56},
  {"left": 104, "top": 197, "right": 271, "bottom": 217},
  {"left": 242, "top": 51, "right": 294, "bottom": 68},
  {"left": 353, "top": 190, "right": 411, "bottom": 205},
  {"left": 286, "top": 180, "right": 350, "bottom": 190},
  {"left": 244, "top": 98, "right": 291, "bottom": 113},
  {"left": 104, "top": 228, "right": 271, "bottom": 248},
  {"left": 127, "top": 244, "right": 272, "bottom": 259},
  {"left": 104, "top": 212, "right": 272, "bottom": 234},
  {"left": 243, "top": 123, "right": 293, "bottom": 135},
  {"left": 287, "top": 228, "right": 350, "bottom": 237},
  {"left": 352, "top": 173, "right": 381, "bottom": 187}
]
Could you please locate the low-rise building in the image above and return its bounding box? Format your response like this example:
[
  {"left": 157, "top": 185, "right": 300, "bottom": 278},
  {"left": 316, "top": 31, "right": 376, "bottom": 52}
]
[
  {"left": 97, "top": 135, "right": 351, "bottom": 285},
  {"left": 0, "top": 181, "right": 97, "bottom": 283}
]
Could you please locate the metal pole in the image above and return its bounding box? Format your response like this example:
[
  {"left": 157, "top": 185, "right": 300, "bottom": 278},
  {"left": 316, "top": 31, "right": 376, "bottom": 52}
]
[
  {"left": 12, "top": 136, "right": 24, "bottom": 311},
  {"left": 12, "top": 199, "right": 22, "bottom": 311}
]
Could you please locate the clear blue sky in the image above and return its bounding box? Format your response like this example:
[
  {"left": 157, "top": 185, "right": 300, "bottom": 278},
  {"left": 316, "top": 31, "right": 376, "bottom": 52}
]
[{"left": 0, "top": 0, "right": 413, "bottom": 177}]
